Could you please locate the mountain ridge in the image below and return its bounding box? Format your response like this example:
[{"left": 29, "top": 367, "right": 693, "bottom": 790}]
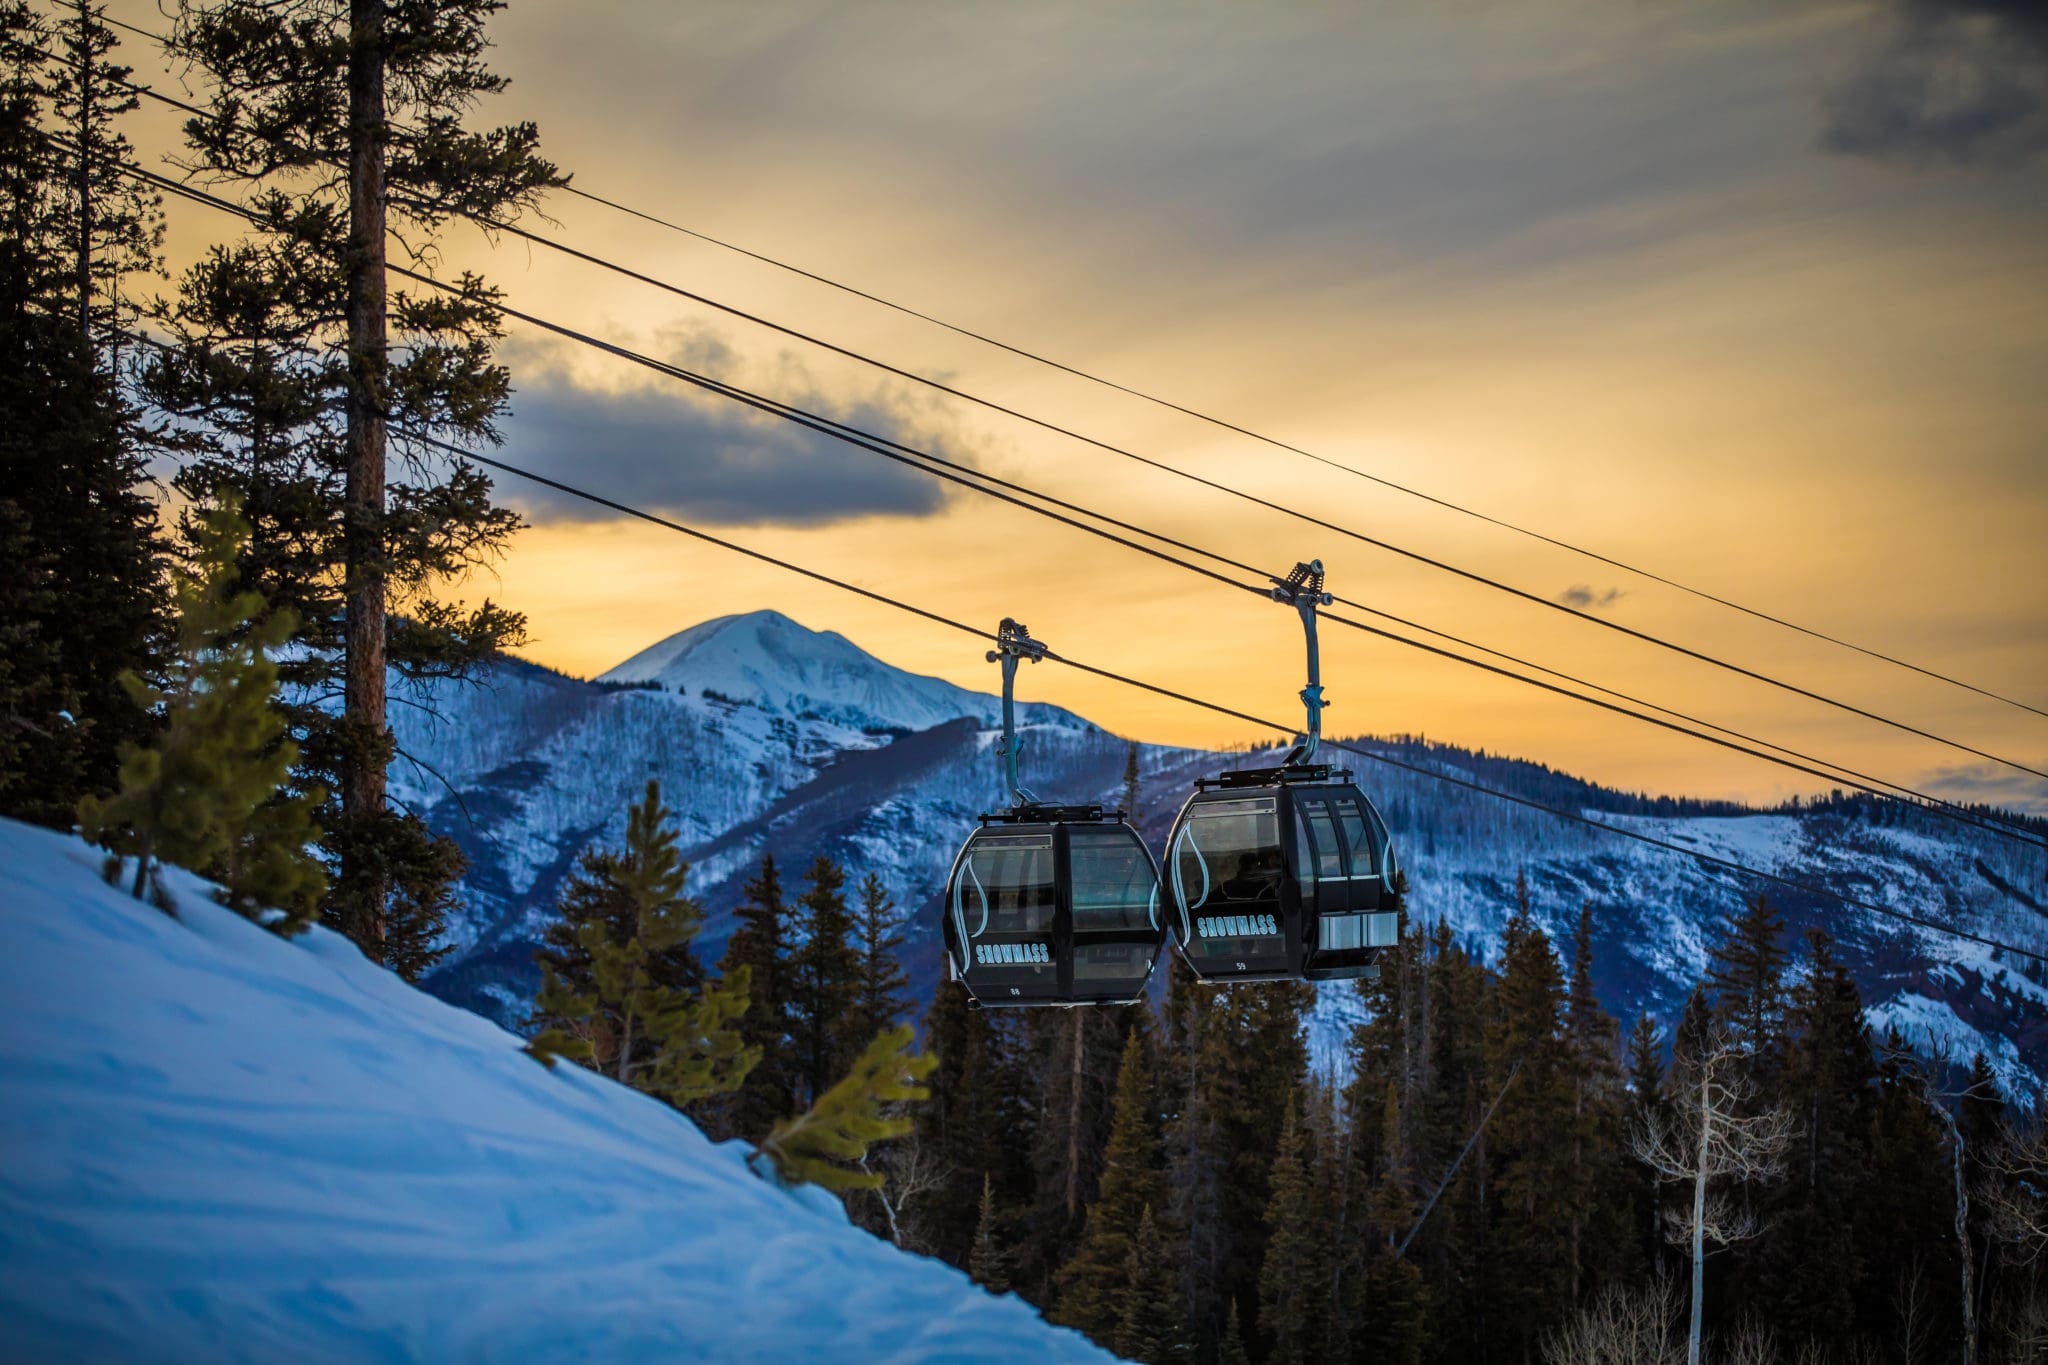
[{"left": 395, "top": 609, "right": 2048, "bottom": 1093}]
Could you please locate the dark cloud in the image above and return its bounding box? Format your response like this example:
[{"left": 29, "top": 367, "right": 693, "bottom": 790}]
[
  {"left": 1821, "top": 1, "right": 2048, "bottom": 166},
  {"left": 490, "top": 342, "right": 970, "bottom": 527},
  {"left": 1558, "top": 584, "right": 1626, "bottom": 610}
]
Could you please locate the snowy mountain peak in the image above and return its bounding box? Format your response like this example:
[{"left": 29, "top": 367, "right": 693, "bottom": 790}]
[{"left": 599, "top": 609, "right": 1087, "bottom": 738}]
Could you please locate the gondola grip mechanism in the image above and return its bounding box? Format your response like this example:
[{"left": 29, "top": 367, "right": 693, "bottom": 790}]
[
  {"left": 987, "top": 618, "right": 1047, "bottom": 808},
  {"left": 1270, "top": 560, "right": 1334, "bottom": 767}
]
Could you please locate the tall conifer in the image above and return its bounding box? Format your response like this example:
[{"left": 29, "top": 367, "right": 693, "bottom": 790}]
[
  {"left": 790, "top": 854, "right": 860, "bottom": 1105},
  {"left": 1055, "top": 1027, "right": 1168, "bottom": 1343},
  {"left": 150, "top": 0, "right": 563, "bottom": 974},
  {"left": 0, "top": 1, "right": 163, "bottom": 827},
  {"left": 716, "top": 853, "right": 797, "bottom": 1140},
  {"left": 524, "top": 781, "right": 756, "bottom": 1111}
]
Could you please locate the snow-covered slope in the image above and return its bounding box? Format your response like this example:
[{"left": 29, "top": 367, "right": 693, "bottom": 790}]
[
  {"left": 603, "top": 609, "right": 1070, "bottom": 736},
  {"left": 0, "top": 818, "right": 1115, "bottom": 1364},
  {"left": 388, "top": 609, "right": 2048, "bottom": 1096}
]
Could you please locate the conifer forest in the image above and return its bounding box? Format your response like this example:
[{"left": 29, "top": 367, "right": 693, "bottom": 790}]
[{"left": 4, "top": 1, "right": 2047, "bottom": 1361}]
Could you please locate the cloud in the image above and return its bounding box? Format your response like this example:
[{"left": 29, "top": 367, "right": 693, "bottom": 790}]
[
  {"left": 1821, "top": 0, "right": 2048, "bottom": 166},
  {"left": 486, "top": 335, "right": 976, "bottom": 527},
  {"left": 1919, "top": 762, "right": 2048, "bottom": 815},
  {"left": 1557, "top": 584, "right": 1626, "bottom": 610}
]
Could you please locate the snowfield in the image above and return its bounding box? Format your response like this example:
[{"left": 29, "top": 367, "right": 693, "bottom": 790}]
[{"left": 0, "top": 817, "right": 1114, "bottom": 1364}]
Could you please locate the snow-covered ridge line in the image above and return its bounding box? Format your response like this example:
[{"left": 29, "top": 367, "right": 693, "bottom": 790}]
[{"left": 0, "top": 817, "right": 1113, "bottom": 1364}]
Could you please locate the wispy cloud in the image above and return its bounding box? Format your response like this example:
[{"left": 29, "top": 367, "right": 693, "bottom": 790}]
[
  {"left": 1920, "top": 762, "right": 2048, "bottom": 816},
  {"left": 1557, "top": 584, "right": 1626, "bottom": 610}
]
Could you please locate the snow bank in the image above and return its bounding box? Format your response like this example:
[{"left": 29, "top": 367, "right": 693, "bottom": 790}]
[{"left": 0, "top": 818, "right": 1114, "bottom": 1364}]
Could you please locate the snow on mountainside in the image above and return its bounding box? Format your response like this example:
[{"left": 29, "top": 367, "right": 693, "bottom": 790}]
[
  {"left": 390, "top": 610, "right": 2048, "bottom": 1095},
  {"left": 603, "top": 609, "right": 1076, "bottom": 737},
  {"left": 0, "top": 818, "right": 1115, "bottom": 1364}
]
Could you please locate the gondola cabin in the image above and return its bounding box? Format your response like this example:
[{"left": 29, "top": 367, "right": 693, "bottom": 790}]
[
  {"left": 944, "top": 805, "right": 1164, "bottom": 1007},
  {"left": 1166, "top": 765, "right": 1400, "bottom": 984}
]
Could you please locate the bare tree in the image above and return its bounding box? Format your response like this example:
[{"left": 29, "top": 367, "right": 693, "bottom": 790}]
[
  {"left": 1985, "top": 1114, "right": 2048, "bottom": 1264},
  {"left": 1894, "top": 1254, "right": 1936, "bottom": 1365},
  {"left": 857, "top": 1128, "right": 951, "bottom": 1253},
  {"left": 1540, "top": 1277, "right": 1685, "bottom": 1365},
  {"left": 1630, "top": 1025, "right": 1793, "bottom": 1365},
  {"left": 1885, "top": 1037, "right": 1991, "bottom": 1365},
  {"left": 1720, "top": 1316, "right": 1778, "bottom": 1365}
]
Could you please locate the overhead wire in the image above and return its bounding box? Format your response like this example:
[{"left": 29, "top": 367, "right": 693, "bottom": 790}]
[
  {"left": 122, "top": 330, "right": 2045, "bottom": 965},
  {"left": 50, "top": 33, "right": 2048, "bottom": 780},
  {"left": 99, "top": 154, "right": 2048, "bottom": 856}
]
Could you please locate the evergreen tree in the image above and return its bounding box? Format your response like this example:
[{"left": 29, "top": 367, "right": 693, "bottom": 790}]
[
  {"left": 914, "top": 979, "right": 1027, "bottom": 1270},
  {"left": 715, "top": 853, "right": 798, "bottom": 1140},
  {"left": 1113, "top": 1206, "right": 1187, "bottom": 1365},
  {"left": 1256, "top": 1096, "right": 1318, "bottom": 1365},
  {"left": 1704, "top": 894, "right": 1791, "bottom": 1085},
  {"left": 1055, "top": 1027, "right": 1168, "bottom": 1342},
  {"left": 1121, "top": 741, "right": 1141, "bottom": 820},
  {"left": 751, "top": 1023, "right": 935, "bottom": 1193},
  {"left": 531, "top": 826, "right": 707, "bottom": 1059},
  {"left": 846, "top": 872, "right": 912, "bottom": 1043},
  {"left": 1217, "top": 1300, "right": 1251, "bottom": 1365},
  {"left": 1564, "top": 902, "right": 1631, "bottom": 1302},
  {"left": 524, "top": 781, "right": 757, "bottom": 1111},
  {"left": 970, "top": 1173, "right": 1011, "bottom": 1295},
  {"left": 42, "top": 0, "right": 162, "bottom": 342},
  {"left": 1021, "top": 1002, "right": 1139, "bottom": 1294},
  {"left": 78, "top": 497, "right": 324, "bottom": 927},
  {"left": 1625, "top": 1012, "right": 1671, "bottom": 1278},
  {"left": 149, "top": 0, "right": 563, "bottom": 974},
  {"left": 1481, "top": 881, "right": 1577, "bottom": 1355},
  {"left": 1751, "top": 927, "right": 1873, "bottom": 1338},
  {"left": 0, "top": 1, "right": 163, "bottom": 828},
  {"left": 790, "top": 854, "right": 861, "bottom": 1105}
]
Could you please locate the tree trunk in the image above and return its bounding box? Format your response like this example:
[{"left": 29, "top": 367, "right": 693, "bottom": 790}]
[
  {"left": 1689, "top": 1070, "right": 1708, "bottom": 1365},
  {"left": 1065, "top": 1009, "right": 1085, "bottom": 1223},
  {"left": 343, "top": 0, "right": 389, "bottom": 957},
  {"left": 72, "top": 0, "right": 91, "bottom": 342}
]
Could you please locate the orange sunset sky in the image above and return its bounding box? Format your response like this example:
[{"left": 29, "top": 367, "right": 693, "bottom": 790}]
[{"left": 112, "top": 0, "right": 2047, "bottom": 811}]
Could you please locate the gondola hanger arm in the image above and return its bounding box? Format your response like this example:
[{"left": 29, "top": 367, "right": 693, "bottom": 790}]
[{"left": 988, "top": 618, "right": 1048, "bottom": 809}]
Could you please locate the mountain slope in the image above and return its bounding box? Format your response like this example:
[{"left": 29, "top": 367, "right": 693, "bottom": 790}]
[
  {"left": 394, "top": 610, "right": 2048, "bottom": 1094},
  {"left": 0, "top": 818, "right": 1114, "bottom": 1364}
]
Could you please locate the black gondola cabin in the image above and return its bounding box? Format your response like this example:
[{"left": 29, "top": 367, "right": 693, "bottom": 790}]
[
  {"left": 944, "top": 806, "right": 1164, "bottom": 1007},
  {"left": 1166, "top": 765, "right": 1400, "bottom": 984}
]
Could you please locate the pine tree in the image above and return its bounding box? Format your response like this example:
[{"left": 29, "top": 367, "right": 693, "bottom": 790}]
[
  {"left": 1482, "top": 880, "right": 1577, "bottom": 1355},
  {"left": 914, "top": 979, "right": 1028, "bottom": 1270},
  {"left": 970, "top": 1173, "right": 1011, "bottom": 1295},
  {"left": 1564, "top": 902, "right": 1631, "bottom": 1302},
  {"left": 1751, "top": 927, "right": 1874, "bottom": 1338},
  {"left": 1217, "top": 1299, "right": 1251, "bottom": 1365},
  {"left": 1625, "top": 1011, "right": 1671, "bottom": 1277},
  {"left": 1256, "top": 1096, "right": 1318, "bottom": 1365},
  {"left": 846, "top": 872, "right": 912, "bottom": 1044},
  {"left": 524, "top": 781, "right": 757, "bottom": 1110},
  {"left": 0, "top": 1, "right": 163, "bottom": 828},
  {"left": 790, "top": 854, "right": 862, "bottom": 1106},
  {"left": 1113, "top": 1206, "right": 1187, "bottom": 1365},
  {"left": 149, "top": 0, "right": 563, "bottom": 974},
  {"left": 1121, "top": 741, "right": 1141, "bottom": 820},
  {"left": 715, "top": 853, "right": 798, "bottom": 1140},
  {"left": 78, "top": 497, "right": 324, "bottom": 927},
  {"left": 1705, "top": 894, "right": 1791, "bottom": 1085},
  {"left": 1055, "top": 1027, "right": 1169, "bottom": 1342},
  {"left": 752, "top": 1023, "right": 936, "bottom": 1193},
  {"left": 42, "top": 0, "right": 161, "bottom": 343}
]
